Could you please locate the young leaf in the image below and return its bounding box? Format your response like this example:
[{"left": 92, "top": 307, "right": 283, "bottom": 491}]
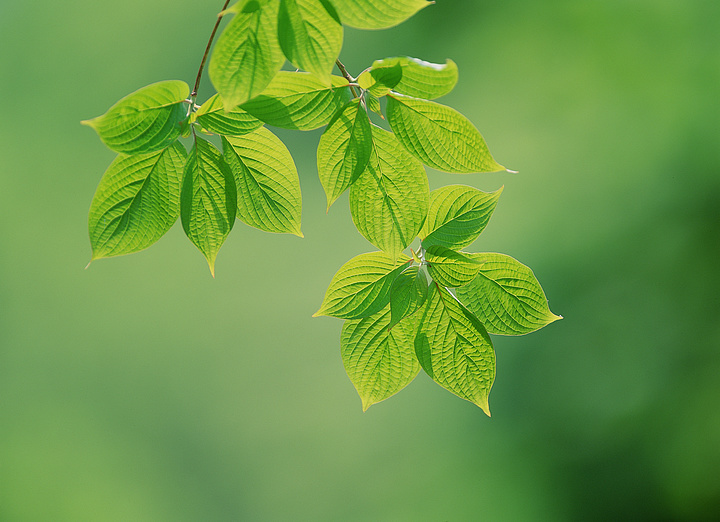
[
  {"left": 181, "top": 136, "right": 237, "bottom": 276},
  {"left": 349, "top": 126, "right": 429, "bottom": 256},
  {"left": 456, "top": 253, "right": 562, "bottom": 336},
  {"left": 389, "top": 265, "right": 428, "bottom": 328},
  {"left": 317, "top": 99, "right": 372, "bottom": 209},
  {"left": 278, "top": 0, "right": 343, "bottom": 82},
  {"left": 195, "top": 94, "right": 263, "bottom": 136},
  {"left": 341, "top": 307, "right": 421, "bottom": 411},
  {"left": 88, "top": 143, "right": 187, "bottom": 261},
  {"left": 241, "top": 72, "right": 351, "bottom": 130},
  {"left": 357, "top": 63, "right": 403, "bottom": 97},
  {"left": 209, "top": 0, "right": 284, "bottom": 110},
  {"left": 425, "top": 246, "right": 481, "bottom": 288},
  {"left": 222, "top": 127, "right": 303, "bottom": 236},
  {"left": 372, "top": 57, "right": 458, "bottom": 100},
  {"left": 419, "top": 185, "right": 503, "bottom": 250},
  {"left": 314, "top": 251, "right": 411, "bottom": 320},
  {"left": 81, "top": 81, "right": 189, "bottom": 154},
  {"left": 415, "top": 284, "right": 495, "bottom": 415},
  {"left": 367, "top": 93, "right": 383, "bottom": 118},
  {"left": 386, "top": 93, "right": 505, "bottom": 173},
  {"left": 331, "top": 0, "right": 431, "bottom": 29}
]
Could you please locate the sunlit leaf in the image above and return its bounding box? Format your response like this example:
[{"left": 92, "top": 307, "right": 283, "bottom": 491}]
[
  {"left": 415, "top": 284, "right": 495, "bottom": 415},
  {"left": 349, "top": 126, "right": 429, "bottom": 256},
  {"left": 222, "top": 127, "right": 303, "bottom": 236},
  {"left": 331, "top": 0, "right": 431, "bottom": 29},
  {"left": 195, "top": 94, "right": 263, "bottom": 136},
  {"left": 372, "top": 57, "right": 458, "bottom": 99},
  {"left": 386, "top": 94, "right": 505, "bottom": 173},
  {"left": 317, "top": 99, "right": 372, "bottom": 209},
  {"left": 420, "top": 185, "right": 502, "bottom": 250},
  {"left": 341, "top": 307, "right": 421, "bottom": 411},
  {"left": 456, "top": 253, "right": 562, "bottom": 336},
  {"left": 389, "top": 265, "right": 428, "bottom": 328},
  {"left": 314, "top": 251, "right": 411, "bottom": 319},
  {"left": 241, "top": 71, "right": 351, "bottom": 130},
  {"left": 425, "top": 246, "right": 481, "bottom": 288},
  {"left": 88, "top": 142, "right": 187, "bottom": 261},
  {"left": 278, "top": 0, "right": 343, "bottom": 81},
  {"left": 357, "top": 63, "right": 402, "bottom": 97},
  {"left": 181, "top": 136, "right": 237, "bottom": 276},
  {"left": 82, "top": 81, "right": 189, "bottom": 154}
]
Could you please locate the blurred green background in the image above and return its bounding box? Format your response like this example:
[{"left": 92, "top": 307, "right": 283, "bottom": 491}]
[{"left": 1, "top": 0, "right": 719, "bottom": 520}]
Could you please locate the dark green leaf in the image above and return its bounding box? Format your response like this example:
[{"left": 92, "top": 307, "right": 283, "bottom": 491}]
[
  {"left": 357, "top": 63, "right": 403, "bottom": 97},
  {"left": 425, "top": 246, "right": 481, "bottom": 288},
  {"left": 373, "top": 57, "right": 458, "bottom": 99},
  {"left": 389, "top": 265, "right": 428, "bottom": 328}
]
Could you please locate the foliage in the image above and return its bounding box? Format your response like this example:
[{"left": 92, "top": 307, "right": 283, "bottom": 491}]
[{"left": 82, "top": 0, "right": 561, "bottom": 415}]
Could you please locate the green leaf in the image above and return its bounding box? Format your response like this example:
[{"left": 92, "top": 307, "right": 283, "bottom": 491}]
[
  {"left": 357, "top": 63, "right": 402, "bottom": 97},
  {"left": 181, "top": 136, "right": 237, "bottom": 276},
  {"left": 209, "top": 0, "right": 284, "bottom": 110},
  {"left": 389, "top": 265, "right": 428, "bottom": 328},
  {"left": 88, "top": 143, "right": 187, "bottom": 261},
  {"left": 317, "top": 99, "right": 372, "bottom": 209},
  {"left": 331, "top": 0, "right": 431, "bottom": 29},
  {"left": 241, "top": 71, "right": 351, "bottom": 130},
  {"left": 372, "top": 57, "right": 458, "bottom": 99},
  {"left": 415, "top": 284, "right": 495, "bottom": 415},
  {"left": 222, "top": 127, "right": 303, "bottom": 236},
  {"left": 349, "top": 126, "right": 429, "bottom": 256},
  {"left": 420, "top": 185, "right": 503, "bottom": 250},
  {"left": 367, "top": 93, "right": 383, "bottom": 117},
  {"left": 386, "top": 94, "right": 506, "bottom": 173},
  {"left": 341, "top": 307, "right": 421, "bottom": 411},
  {"left": 81, "top": 80, "right": 189, "bottom": 154},
  {"left": 425, "top": 246, "right": 481, "bottom": 288},
  {"left": 195, "top": 94, "right": 263, "bottom": 136},
  {"left": 456, "top": 253, "right": 562, "bottom": 336},
  {"left": 278, "top": 0, "right": 343, "bottom": 82},
  {"left": 314, "top": 251, "right": 411, "bottom": 319}
]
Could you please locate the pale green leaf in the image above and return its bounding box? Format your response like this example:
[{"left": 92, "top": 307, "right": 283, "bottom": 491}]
[
  {"left": 181, "top": 136, "right": 237, "bottom": 276},
  {"left": 331, "top": 0, "right": 431, "bottom": 29},
  {"left": 317, "top": 99, "right": 372, "bottom": 209},
  {"left": 425, "top": 246, "right": 481, "bottom": 288},
  {"left": 88, "top": 142, "right": 187, "bottom": 261},
  {"left": 241, "top": 71, "right": 351, "bottom": 130},
  {"left": 420, "top": 185, "right": 503, "bottom": 250},
  {"left": 278, "top": 0, "right": 343, "bottom": 81},
  {"left": 82, "top": 81, "right": 189, "bottom": 154},
  {"left": 372, "top": 57, "right": 458, "bottom": 99},
  {"left": 456, "top": 253, "right": 562, "bottom": 336},
  {"left": 209, "top": 0, "right": 284, "bottom": 110},
  {"left": 367, "top": 93, "right": 383, "bottom": 117},
  {"left": 386, "top": 94, "right": 506, "bottom": 173},
  {"left": 389, "top": 265, "right": 428, "bottom": 328},
  {"left": 195, "top": 94, "right": 263, "bottom": 136},
  {"left": 222, "top": 127, "right": 303, "bottom": 236},
  {"left": 415, "top": 284, "right": 495, "bottom": 415},
  {"left": 341, "top": 307, "right": 421, "bottom": 411},
  {"left": 314, "top": 251, "right": 411, "bottom": 319},
  {"left": 349, "top": 126, "right": 429, "bottom": 256},
  {"left": 357, "top": 63, "right": 402, "bottom": 97}
]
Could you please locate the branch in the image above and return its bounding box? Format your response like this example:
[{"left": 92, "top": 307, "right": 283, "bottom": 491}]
[{"left": 191, "top": 0, "right": 232, "bottom": 102}]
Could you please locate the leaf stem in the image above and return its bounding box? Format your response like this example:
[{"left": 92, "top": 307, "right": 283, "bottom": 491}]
[
  {"left": 191, "top": 0, "right": 232, "bottom": 104},
  {"left": 336, "top": 59, "right": 361, "bottom": 99}
]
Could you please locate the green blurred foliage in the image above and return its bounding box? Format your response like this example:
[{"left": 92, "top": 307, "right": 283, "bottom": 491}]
[{"left": 1, "top": 0, "right": 719, "bottom": 520}]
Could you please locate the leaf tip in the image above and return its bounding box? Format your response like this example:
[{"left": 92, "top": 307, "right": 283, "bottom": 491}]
[
  {"left": 477, "top": 396, "right": 491, "bottom": 417},
  {"left": 294, "top": 229, "right": 304, "bottom": 239},
  {"left": 80, "top": 118, "right": 98, "bottom": 129},
  {"left": 361, "top": 397, "right": 374, "bottom": 412},
  {"left": 311, "top": 309, "right": 324, "bottom": 318},
  {"left": 506, "top": 168, "right": 519, "bottom": 174}
]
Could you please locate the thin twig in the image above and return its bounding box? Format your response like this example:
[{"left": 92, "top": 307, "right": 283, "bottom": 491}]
[
  {"left": 336, "top": 59, "right": 361, "bottom": 99},
  {"left": 191, "top": 0, "right": 232, "bottom": 102}
]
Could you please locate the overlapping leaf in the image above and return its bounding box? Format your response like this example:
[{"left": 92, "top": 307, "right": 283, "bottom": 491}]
[
  {"left": 372, "top": 57, "right": 458, "bottom": 99},
  {"left": 181, "top": 137, "right": 237, "bottom": 276},
  {"left": 349, "top": 126, "right": 429, "bottom": 256},
  {"left": 278, "top": 0, "right": 343, "bottom": 81},
  {"left": 425, "top": 246, "right": 481, "bottom": 288},
  {"left": 194, "top": 94, "right": 263, "bottom": 136},
  {"left": 389, "top": 265, "right": 428, "bottom": 328},
  {"left": 241, "top": 72, "right": 351, "bottom": 130},
  {"left": 415, "top": 285, "right": 495, "bottom": 415},
  {"left": 420, "top": 185, "right": 502, "bottom": 250},
  {"left": 341, "top": 307, "right": 420, "bottom": 411},
  {"left": 88, "top": 143, "right": 187, "bottom": 261},
  {"left": 222, "top": 127, "right": 303, "bottom": 236},
  {"left": 82, "top": 81, "right": 189, "bottom": 154},
  {"left": 209, "top": 0, "right": 284, "bottom": 110},
  {"left": 386, "top": 94, "right": 505, "bottom": 173},
  {"left": 357, "top": 63, "right": 402, "bottom": 97},
  {"left": 314, "top": 251, "right": 410, "bottom": 319},
  {"left": 331, "top": 0, "right": 431, "bottom": 29},
  {"left": 457, "top": 253, "right": 562, "bottom": 336},
  {"left": 317, "top": 99, "right": 372, "bottom": 209}
]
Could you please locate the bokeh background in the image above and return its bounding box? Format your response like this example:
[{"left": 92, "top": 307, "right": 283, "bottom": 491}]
[{"left": 1, "top": 0, "right": 719, "bottom": 520}]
